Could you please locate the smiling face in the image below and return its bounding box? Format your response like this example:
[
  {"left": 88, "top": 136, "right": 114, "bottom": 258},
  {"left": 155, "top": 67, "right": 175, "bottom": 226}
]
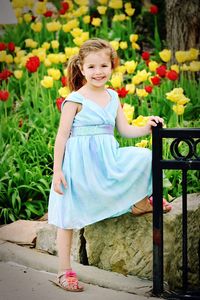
[{"left": 80, "top": 49, "right": 112, "bottom": 89}]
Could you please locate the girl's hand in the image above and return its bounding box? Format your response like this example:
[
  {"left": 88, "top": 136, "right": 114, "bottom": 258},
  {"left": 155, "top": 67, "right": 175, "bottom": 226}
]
[
  {"left": 53, "top": 171, "right": 67, "bottom": 195},
  {"left": 146, "top": 116, "right": 164, "bottom": 133}
]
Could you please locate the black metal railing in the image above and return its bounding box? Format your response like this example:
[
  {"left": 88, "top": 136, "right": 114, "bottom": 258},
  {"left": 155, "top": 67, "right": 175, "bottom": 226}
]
[{"left": 152, "top": 123, "right": 200, "bottom": 299}]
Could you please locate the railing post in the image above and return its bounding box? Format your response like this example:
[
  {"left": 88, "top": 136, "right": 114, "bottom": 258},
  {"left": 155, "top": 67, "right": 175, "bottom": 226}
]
[{"left": 152, "top": 123, "right": 164, "bottom": 295}]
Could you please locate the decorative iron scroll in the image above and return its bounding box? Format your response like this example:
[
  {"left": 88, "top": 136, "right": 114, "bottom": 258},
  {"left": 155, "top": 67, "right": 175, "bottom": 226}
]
[{"left": 170, "top": 138, "right": 200, "bottom": 160}]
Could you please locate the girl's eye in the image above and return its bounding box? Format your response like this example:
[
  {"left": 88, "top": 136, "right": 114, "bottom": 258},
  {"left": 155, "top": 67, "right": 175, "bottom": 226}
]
[
  {"left": 102, "top": 65, "right": 108, "bottom": 67},
  {"left": 88, "top": 66, "right": 94, "bottom": 68}
]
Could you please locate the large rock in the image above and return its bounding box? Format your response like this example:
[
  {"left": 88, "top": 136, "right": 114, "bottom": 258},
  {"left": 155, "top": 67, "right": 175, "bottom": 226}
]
[
  {"left": 35, "top": 193, "right": 200, "bottom": 290},
  {"left": 84, "top": 193, "right": 200, "bottom": 289}
]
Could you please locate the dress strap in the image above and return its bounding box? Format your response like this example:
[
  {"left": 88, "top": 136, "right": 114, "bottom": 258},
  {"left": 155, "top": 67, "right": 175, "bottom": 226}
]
[{"left": 61, "top": 92, "right": 83, "bottom": 111}]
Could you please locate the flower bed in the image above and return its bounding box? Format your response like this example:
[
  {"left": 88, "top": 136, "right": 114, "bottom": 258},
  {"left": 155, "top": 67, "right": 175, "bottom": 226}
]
[{"left": 0, "top": 0, "right": 199, "bottom": 223}]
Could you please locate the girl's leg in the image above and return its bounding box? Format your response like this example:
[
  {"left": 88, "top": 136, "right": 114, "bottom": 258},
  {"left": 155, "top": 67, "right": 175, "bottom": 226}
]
[
  {"left": 57, "top": 228, "right": 73, "bottom": 273},
  {"left": 56, "top": 228, "right": 84, "bottom": 291}
]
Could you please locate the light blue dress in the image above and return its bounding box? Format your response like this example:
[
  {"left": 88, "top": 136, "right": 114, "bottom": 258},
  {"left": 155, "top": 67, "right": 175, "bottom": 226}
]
[{"left": 48, "top": 89, "right": 152, "bottom": 229}]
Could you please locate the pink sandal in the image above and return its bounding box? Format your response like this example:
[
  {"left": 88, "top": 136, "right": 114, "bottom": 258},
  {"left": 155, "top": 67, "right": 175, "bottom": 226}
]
[
  {"left": 149, "top": 196, "right": 172, "bottom": 213},
  {"left": 50, "top": 270, "right": 84, "bottom": 292},
  {"left": 132, "top": 196, "right": 172, "bottom": 216}
]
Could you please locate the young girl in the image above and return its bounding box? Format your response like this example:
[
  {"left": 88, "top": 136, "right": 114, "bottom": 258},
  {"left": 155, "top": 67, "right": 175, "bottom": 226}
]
[{"left": 48, "top": 38, "right": 172, "bottom": 292}]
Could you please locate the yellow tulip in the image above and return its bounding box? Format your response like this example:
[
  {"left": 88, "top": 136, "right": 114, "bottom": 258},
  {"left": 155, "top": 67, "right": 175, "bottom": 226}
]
[
  {"left": 0, "top": 51, "right": 6, "bottom": 62},
  {"left": 5, "top": 54, "right": 13, "bottom": 64},
  {"left": 74, "top": 6, "right": 88, "bottom": 18},
  {"left": 91, "top": 18, "right": 101, "bottom": 27},
  {"left": 46, "top": 21, "right": 62, "bottom": 32},
  {"left": 41, "top": 76, "right": 54, "bottom": 89},
  {"left": 110, "top": 40, "right": 119, "bottom": 51},
  {"left": 35, "top": 1, "right": 47, "bottom": 15},
  {"left": 123, "top": 103, "right": 135, "bottom": 124},
  {"left": 14, "top": 70, "right": 23, "bottom": 79},
  {"left": 115, "top": 65, "right": 126, "bottom": 74},
  {"left": 58, "top": 53, "right": 67, "bottom": 63},
  {"left": 75, "top": 0, "right": 88, "bottom": 5},
  {"left": 109, "top": 0, "right": 123, "bottom": 9},
  {"left": 132, "top": 115, "right": 149, "bottom": 127},
  {"left": 42, "top": 42, "right": 50, "bottom": 50},
  {"left": 125, "top": 8, "right": 135, "bottom": 16},
  {"left": 65, "top": 47, "right": 79, "bottom": 59},
  {"left": 159, "top": 49, "right": 171, "bottom": 62},
  {"left": 31, "top": 22, "right": 42, "bottom": 32},
  {"left": 166, "top": 88, "right": 190, "bottom": 106},
  {"left": 97, "top": 0, "right": 108, "bottom": 5},
  {"left": 25, "top": 39, "right": 38, "bottom": 48},
  {"left": 125, "top": 60, "right": 137, "bottom": 74},
  {"left": 126, "top": 83, "right": 136, "bottom": 94},
  {"left": 110, "top": 73, "right": 123, "bottom": 88},
  {"left": 47, "top": 54, "right": 60, "bottom": 64},
  {"left": 44, "top": 58, "right": 52, "bottom": 67},
  {"left": 97, "top": 0, "right": 108, "bottom": 4},
  {"left": 51, "top": 40, "right": 59, "bottom": 49},
  {"left": 71, "top": 28, "right": 83, "bottom": 37},
  {"left": 189, "top": 61, "right": 200, "bottom": 72},
  {"left": 83, "top": 15, "right": 90, "bottom": 24},
  {"left": 129, "top": 34, "right": 138, "bottom": 43},
  {"left": 136, "top": 88, "right": 148, "bottom": 98},
  {"left": 175, "top": 51, "right": 189, "bottom": 63},
  {"left": 63, "top": 19, "right": 79, "bottom": 32},
  {"left": 32, "top": 48, "right": 46, "bottom": 62},
  {"left": 172, "top": 104, "right": 185, "bottom": 115},
  {"left": 125, "top": 2, "right": 132, "bottom": 9},
  {"left": 119, "top": 41, "right": 128, "bottom": 50},
  {"left": 131, "top": 42, "right": 140, "bottom": 50},
  {"left": 97, "top": 6, "right": 107, "bottom": 14},
  {"left": 113, "top": 14, "right": 126, "bottom": 22},
  {"left": 180, "top": 64, "right": 190, "bottom": 71},
  {"left": 58, "top": 86, "right": 70, "bottom": 98},
  {"left": 188, "top": 48, "right": 199, "bottom": 61},
  {"left": 23, "top": 13, "right": 32, "bottom": 23},
  {"left": 148, "top": 61, "right": 159, "bottom": 72},
  {"left": 16, "top": 49, "right": 26, "bottom": 58},
  {"left": 73, "top": 36, "right": 85, "bottom": 46},
  {"left": 47, "top": 68, "right": 61, "bottom": 80},
  {"left": 132, "top": 69, "right": 150, "bottom": 85},
  {"left": 135, "top": 140, "right": 148, "bottom": 148},
  {"left": 170, "top": 64, "right": 180, "bottom": 73}
]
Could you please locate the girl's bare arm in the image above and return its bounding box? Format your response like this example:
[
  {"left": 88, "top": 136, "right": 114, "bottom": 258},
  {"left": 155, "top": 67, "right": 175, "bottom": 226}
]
[{"left": 116, "top": 102, "right": 164, "bottom": 138}]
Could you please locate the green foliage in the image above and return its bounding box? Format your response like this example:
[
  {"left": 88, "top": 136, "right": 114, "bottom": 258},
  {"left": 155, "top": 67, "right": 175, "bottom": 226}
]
[{"left": 0, "top": 0, "right": 199, "bottom": 224}]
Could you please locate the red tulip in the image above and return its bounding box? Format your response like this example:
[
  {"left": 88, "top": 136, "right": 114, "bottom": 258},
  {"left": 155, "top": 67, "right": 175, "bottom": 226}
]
[
  {"left": 145, "top": 85, "right": 153, "bottom": 93},
  {"left": 117, "top": 87, "right": 129, "bottom": 98},
  {"left": 166, "top": 70, "right": 179, "bottom": 81},
  {"left": 26, "top": 56, "right": 40, "bottom": 73},
  {"left": 61, "top": 1, "right": 69, "bottom": 11},
  {"left": 0, "top": 42, "right": 7, "bottom": 51},
  {"left": 56, "top": 97, "right": 65, "bottom": 112},
  {"left": 156, "top": 65, "right": 166, "bottom": 78},
  {"left": 150, "top": 5, "right": 158, "bottom": 14},
  {"left": 43, "top": 10, "right": 53, "bottom": 17},
  {"left": 151, "top": 76, "right": 161, "bottom": 85},
  {"left": 0, "top": 90, "right": 9, "bottom": 101},
  {"left": 142, "top": 51, "right": 150, "bottom": 61},
  {"left": 61, "top": 76, "right": 68, "bottom": 86},
  {"left": 0, "top": 69, "right": 13, "bottom": 81},
  {"left": 7, "top": 42, "right": 15, "bottom": 52}
]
